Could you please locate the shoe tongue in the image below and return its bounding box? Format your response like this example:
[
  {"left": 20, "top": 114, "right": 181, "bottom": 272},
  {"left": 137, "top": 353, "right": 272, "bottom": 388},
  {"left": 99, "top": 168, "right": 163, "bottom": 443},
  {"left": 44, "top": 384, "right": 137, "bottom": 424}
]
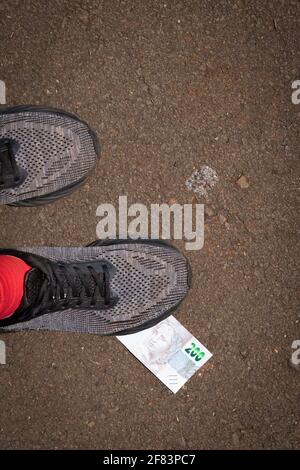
[
  {"left": 23, "top": 268, "right": 45, "bottom": 306},
  {"left": 20, "top": 264, "right": 105, "bottom": 310},
  {"left": 71, "top": 268, "right": 98, "bottom": 299}
]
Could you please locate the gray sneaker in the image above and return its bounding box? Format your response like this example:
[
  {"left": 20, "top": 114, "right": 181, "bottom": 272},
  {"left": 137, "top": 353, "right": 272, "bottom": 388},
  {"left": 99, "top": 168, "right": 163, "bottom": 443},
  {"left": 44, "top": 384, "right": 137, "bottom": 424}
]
[
  {"left": 0, "top": 105, "right": 100, "bottom": 206},
  {"left": 0, "top": 240, "right": 191, "bottom": 335}
]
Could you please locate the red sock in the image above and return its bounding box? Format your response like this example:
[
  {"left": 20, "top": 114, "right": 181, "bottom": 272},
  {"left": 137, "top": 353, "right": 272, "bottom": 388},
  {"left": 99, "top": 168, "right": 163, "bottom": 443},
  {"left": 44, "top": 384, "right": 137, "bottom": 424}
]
[{"left": 0, "top": 255, "right": 31, "bottom": 320}]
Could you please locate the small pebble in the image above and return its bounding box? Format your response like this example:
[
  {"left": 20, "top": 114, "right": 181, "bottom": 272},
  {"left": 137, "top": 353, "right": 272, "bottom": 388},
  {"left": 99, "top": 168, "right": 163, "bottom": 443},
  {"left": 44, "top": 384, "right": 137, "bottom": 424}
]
[
  {"left": 219, "top": 214, "right": 227, "bottom": 225},
  {"left": 237, "top": 175, "right": 249, "bottom": 189},
  {"left": 204, "top": 206, "right": 215, "bottom": 218}
]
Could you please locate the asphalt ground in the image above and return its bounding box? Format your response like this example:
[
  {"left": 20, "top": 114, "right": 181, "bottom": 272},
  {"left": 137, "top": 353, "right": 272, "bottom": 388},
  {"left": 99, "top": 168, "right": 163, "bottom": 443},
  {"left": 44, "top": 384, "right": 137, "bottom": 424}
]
[{"left": 0, "top": 0, "right": 299, "bottom": 449}]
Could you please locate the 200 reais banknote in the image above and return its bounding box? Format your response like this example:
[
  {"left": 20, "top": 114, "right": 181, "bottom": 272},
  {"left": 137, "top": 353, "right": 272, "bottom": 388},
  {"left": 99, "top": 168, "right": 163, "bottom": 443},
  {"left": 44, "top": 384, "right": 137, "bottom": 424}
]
[{"left": 117, "top": 316, "right": 212, "bottom": 393}]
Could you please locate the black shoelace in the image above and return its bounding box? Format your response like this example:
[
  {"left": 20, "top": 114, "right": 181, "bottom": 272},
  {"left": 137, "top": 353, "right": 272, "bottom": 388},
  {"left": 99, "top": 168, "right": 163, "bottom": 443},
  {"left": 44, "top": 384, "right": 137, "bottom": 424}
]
[
  {"left": 0, "top": 140, "right": 21, "bottom": 187},
  {"left": 34, "top": 261, "right": 112, "bottom": 314}
]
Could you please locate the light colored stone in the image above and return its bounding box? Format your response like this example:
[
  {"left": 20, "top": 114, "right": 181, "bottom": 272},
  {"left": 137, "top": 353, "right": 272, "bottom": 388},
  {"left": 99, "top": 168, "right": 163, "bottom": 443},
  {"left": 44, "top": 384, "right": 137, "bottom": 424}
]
[{"left": 237, "top": 175, "right": 249, "bottom": 188}]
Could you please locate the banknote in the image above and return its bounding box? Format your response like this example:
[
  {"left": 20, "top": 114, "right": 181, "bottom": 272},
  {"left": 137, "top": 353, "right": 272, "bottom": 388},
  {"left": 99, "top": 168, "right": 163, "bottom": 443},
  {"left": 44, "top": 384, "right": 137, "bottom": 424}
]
[{"left": 117, "top": 316, "right": 212, "bottom": 393}]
